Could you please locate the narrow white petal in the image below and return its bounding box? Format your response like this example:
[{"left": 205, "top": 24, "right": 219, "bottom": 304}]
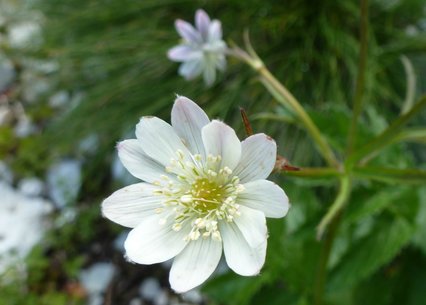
[
  {"left": 175, "top": 19, "right": 202, "bottom": 43},
  {"left": 102, "top": 183, "right": 162, "bottom": 228},
  {"left": 170, "top": 238, "right": 222, "bottom": 293},
  {"left": 238, "top": 180, "right": 290, "bottom": 218},
  {"left": 233, "top": 206, "right": 267, "bottom": 248},
  {"left": 178, "top": 59, "right": 203, "bottom": 80},
  {"left": 220, "top": 222, "right": 266, "bottom": 276},
  {"left": 215, "top": 54, "right": 226, "bottom": 71},
  {"left": 125, "top": 213, "right": 190, "bottom": 265},
  {"left": 201, "top": 120, "right": 241, "bottom": 170},
  {"left": 135, "top": 116, "right": 191, "bottom": 167},
  {"left": 171, "top": 96, "right": 210, "bottom": 156},
  {"left": 117, "top": 139, "right": 171, "bottom": 183},
  {"left": 168, "top": 45, "right": 201, "bottom": 62},
  {"left": 195, "top": 9, "right": 211, "bottom": 41},
  {"left": 233, "top": 134, "right": 277, "bottom": 183},
  {"left": 208, "top": 20, "right": 222, "bottom": 42},
  {"left": 203, "top": 60, "right": 216, "bottom": 86}
]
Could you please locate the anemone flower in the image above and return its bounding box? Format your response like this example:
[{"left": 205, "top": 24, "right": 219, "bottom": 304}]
[
  {"left": 102, "top": 96, "right": 290, "bottom": 292},
  {"left": 168, "top": 9, "right": 227, "bottom": 86}
]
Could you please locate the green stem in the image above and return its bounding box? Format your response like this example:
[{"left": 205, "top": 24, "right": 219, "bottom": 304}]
[
  {"left": 282, "top": 167, "right": 341, "bottom": 179},
  {"left": 229, "top": 47, "right": 339, "bottom": 168},
  {"left": 313, "top": 213, "right": 342, "bottom": 305},
  {"left": 348, "top": 95, "right": 426, "bottom": 165},
  {"left": 317, "top": 176, "right": 352, "bottom": 239},
  {"left": 314, "top": 175, "right": 352, "bottom": 305},
  {"left": 400, "top": 55, "right": 417, "bottom": 115},
  {"left": 353, "top": 166, "right": 426, "bottom": 184},
  {"left": 257, "top": 65, "right": 339, "bottom": 168},
  {"left": 347, "top": 0, "right": 369, "bottom": 154},
  {"left": 393, "top": 128, "right": 426, "bottom": 144}
]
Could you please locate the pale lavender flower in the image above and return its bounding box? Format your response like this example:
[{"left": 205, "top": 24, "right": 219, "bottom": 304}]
[
  {"left": 102, "top": 96, "right": 290, "bottom": 292},
  {"left": 168, "top": 9, "right": 227, "bottom": 86}
]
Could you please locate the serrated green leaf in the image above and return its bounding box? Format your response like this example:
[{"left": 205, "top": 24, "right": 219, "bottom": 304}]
[{"left": 329, "top": 217, "right": 414, "bottom": 289}]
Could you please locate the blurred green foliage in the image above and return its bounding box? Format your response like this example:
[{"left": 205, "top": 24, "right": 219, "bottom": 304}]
[{"left": 33, "top": 0, "right": 426, "bottom": 164}]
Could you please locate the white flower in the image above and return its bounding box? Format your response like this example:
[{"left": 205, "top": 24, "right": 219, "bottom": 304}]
[
  {"left": 102, "top": 96, "right": 290, "bottom": 293},
  {"left": 168, "top": 9, "right": 227, "bottom": 86}
]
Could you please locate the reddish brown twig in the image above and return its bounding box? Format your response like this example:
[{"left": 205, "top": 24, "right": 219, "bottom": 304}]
[{"left": 240, "top": 107, "right": 254, "bottom": 136}]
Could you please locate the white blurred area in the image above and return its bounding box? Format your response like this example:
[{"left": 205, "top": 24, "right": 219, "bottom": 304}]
[
  {"left": 0, "top": 156, "right": 84, "bottom": 276},
  {"left": 0, "top": 178, "right": 52, "bottom": 278}
]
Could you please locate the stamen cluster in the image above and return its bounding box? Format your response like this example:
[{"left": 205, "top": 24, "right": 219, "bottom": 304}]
[{"left": 153, "top": 150, "right": 245, "bottom": 242}]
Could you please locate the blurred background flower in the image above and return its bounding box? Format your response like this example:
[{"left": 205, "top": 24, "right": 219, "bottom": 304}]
[{"left": 168, "top": 9, "right": 227, "bottom": 86}]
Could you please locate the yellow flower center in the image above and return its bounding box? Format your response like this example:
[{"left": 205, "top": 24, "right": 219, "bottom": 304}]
[
  {"left": 190, "top": 178, "right": 223, "bottom": 212},
  {"left": 153, "top": 150, "right": 245, "bottom": 242}
]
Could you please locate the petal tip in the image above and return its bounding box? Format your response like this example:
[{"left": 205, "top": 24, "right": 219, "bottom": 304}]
[
  {"left": 174, "top": 19, "right": 184, "bottom": 28},
  {"left": 174, "top": 95, "right": 193, "bottom": 105},
  {"left": 195, "top": 8, "right": 208, "bottom": 16}
]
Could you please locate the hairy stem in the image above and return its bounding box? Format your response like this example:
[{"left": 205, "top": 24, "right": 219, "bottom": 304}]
[
  {"left": 256, "top": 65, "right": 339, "bottom": 168},
  {"left": 313, "top": 213, "right": 342, "bottom": 305},
  {"left": 314, "top": 175, "right": 352, "bottom": 305},
  {"left": 317, "top": 176, "right": 352, "bottom": 239},
  {"left": 229, "top": 47, "right": 339, "bottom": 168},
  {"left": 282, "top": 167, "right": 341, "bottom": 178},
  {"left": 347, "top": 0, "right": 369, "bottom": 154}
]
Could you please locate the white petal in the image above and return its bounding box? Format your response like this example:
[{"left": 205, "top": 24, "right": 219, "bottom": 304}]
[
  {"left": 175, "top": 19, "right": 202, "bottom": 43},
  {"left": 215, "top": 54, "right": 226, "bottom": 71},
  {"left": 117, "top": 139, "right": 171, "bottom": 183},
  {"left": 219, "top": 222, "right": 266, "bottom": 276},
  {"left": 238, "top": 180, "right": 290, "bottom": 218},
  {"left": 168, "top": 45, "right": 201, "bottom": 62},
  {"left": 178, "top": 59, "right": 203, "bottom": 80},
  {"left": 171, "top": 96, "right": 210, "bottom": 156},
  {"left": 102, "top": 183, "right": 162, "bottom": 228},
  {"left": 169, "top": 238, "right": 222, "bottom": 293},
  {"left": 135, "top": 116, "right": 191, "bottom": 167},
  {"left": 201, "top": 120, "right": 241, "bottom": 170},
  {"left": 233, "top": 134, "right": 277, "bottom": 183},
  {"left": 203, "top": 60, "right": 216, "bottom": 86},
  {"left": 208, "top": 20, "right": 222, "bottom": 42},
  {"left": 125, "top": 213, "right": 190, "bottom": 265},
  {"left": 233, "top": 206, "right": 267, "bottom": 248},
  {"left": 195, "top": 9, "right": 211, "bottom": 41}
]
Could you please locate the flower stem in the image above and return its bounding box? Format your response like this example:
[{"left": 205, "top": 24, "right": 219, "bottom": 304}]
[
  {"left": 259, "top": 66, "right": 339, "bottom": 168},
  {"left": 282, "top": 167, "right": 341, "bottom": 179},
  {"left": 353, "top": 166, "right": 426, "bottom": 184},
  {"left": 313, "top": 213, "right": 342, "bottom": 305},
  {"left": 254, "top": 63, "right": 339, "bottom": 168},
  {"left": 313, "top": 175, "right": 352, "bottom": 305},
  {"left": 229, "top": 47, "right": 339, "bottom": 168},
  {"left": 317, "top": 175, "right": 351, "bottom": 240},
  {"left": 346, "top": 0, "right": 369, "bottom": 154}
]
